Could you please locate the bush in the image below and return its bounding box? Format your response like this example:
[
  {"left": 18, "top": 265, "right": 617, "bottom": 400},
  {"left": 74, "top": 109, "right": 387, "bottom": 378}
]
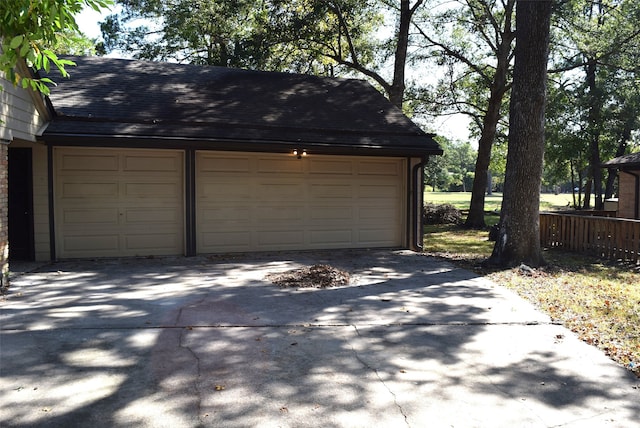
[{"left": 423, "top": 203, "right": 463, "bottom": 225}]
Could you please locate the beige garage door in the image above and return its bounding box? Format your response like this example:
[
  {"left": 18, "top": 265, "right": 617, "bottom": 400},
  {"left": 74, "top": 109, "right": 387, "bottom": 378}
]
[
  {"left": 55, "top": 148, "right": 184, "bottom": 258},
  {"left": 196, "top": 151, "right": 405, "bottom": 253}
]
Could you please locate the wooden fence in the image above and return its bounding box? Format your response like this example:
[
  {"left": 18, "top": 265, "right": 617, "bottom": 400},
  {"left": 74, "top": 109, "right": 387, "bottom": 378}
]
[{"left": 540, "top": 213, "right": 640, "bottom": 264}]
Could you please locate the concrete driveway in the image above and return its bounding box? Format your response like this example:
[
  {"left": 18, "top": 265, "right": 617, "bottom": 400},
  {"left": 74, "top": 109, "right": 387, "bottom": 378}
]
[{"left": 1, "top": 250, "right": 638, "bottom": 427}]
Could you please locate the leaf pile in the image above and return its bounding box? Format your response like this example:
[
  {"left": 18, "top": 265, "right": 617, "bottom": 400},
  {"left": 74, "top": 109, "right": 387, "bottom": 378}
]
[{"left": 266, "top": 264, "right": 350, "bottom": 288}]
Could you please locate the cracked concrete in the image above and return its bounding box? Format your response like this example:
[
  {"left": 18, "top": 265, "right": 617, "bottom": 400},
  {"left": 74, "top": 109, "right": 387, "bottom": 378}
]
[
  {"left": 349, "top": 324, "right": 410, "bottom": 427},
  {"left": 1, "top": 249, "right": 639, "bottom": 427}
]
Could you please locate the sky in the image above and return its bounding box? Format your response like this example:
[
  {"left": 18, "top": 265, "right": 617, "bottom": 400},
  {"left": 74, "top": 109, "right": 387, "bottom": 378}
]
[{"left": 75, "top": 6, "right": 471, "bottom": 143}]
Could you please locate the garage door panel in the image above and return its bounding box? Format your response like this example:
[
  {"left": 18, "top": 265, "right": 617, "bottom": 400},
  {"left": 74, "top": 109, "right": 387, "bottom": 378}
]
[
  {"left": 309, "top": 159, "right": 353, "bottom": 175},
  {"left": 257, "top": 158, "right": 303, "bottom": 173},
  {"left": 55, "top": 148, "right": 184, "bottom": 258},
  {"left": 359, "top": 207, "right": 398, "bottom": 220},
  {"left": 359, "top": 228, "right": 399, "bottom": 244},
  {"left": 60, "top": 153, "right": 119, "bottom": 171},
  {"left": 124, "top": 233, "right": 182, "bottom": 252},
  {"left": 358, "top": 160, "right": 400, "bottom": 175},
  {"left": 124, "top": 182, "right": 180, "bottom": 198},
  {"left": 261, "top": 205, "right": 305, "bottom": 222},
  {"left": 309, "top": 183, "right": 352, "bottom": 198},
  {"left": 310, "top": 206, "right": 354, "bottom": 221},
  {"left": 358, "top": 184, "right": 400, "bottom": 199},
  {"left": 62, "top": 234, "right": 119, "bottom": 253},
  {"left": 196, "top": 152, "right": 404, "bottom": 253},
  {"left": 258, "top": 182, "right": 304, "bottom": 200},
  {"left": 200, "top": 182, "right": 251, "bottom": 199},
  {"left": 123, "top": 208, "right": 180, "bottom": 223},
  {"left": 257, "top": 230, "right": 304, "bottom": 247},
  {"left": 200, "top": 207, "right": 252, "bottom": 222},
  {"left": 61, "top": 182, "right": 119, "bottom": 198},
  {"left": 123, "top": 154, "right": 181, "bottom": 172},
  {"left": 309, "top": 229, "right": 353, "bottom": 245},
  {"left": 201, "top": 231, "right": 252, "bottom": 249},
  {"left": 199, "top": 155, "right": 251, "bottom": 172},
  {"left": 62, "top": 208, "right": 119, "bottom": 225}
]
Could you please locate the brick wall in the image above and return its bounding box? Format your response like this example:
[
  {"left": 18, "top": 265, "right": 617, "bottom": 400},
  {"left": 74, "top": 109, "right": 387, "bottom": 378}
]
[{"left": 0, "top": 141, "right": 8, "bottom": 288}]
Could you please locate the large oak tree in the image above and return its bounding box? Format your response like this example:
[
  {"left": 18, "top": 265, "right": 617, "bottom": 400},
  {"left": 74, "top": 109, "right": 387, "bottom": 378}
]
[
  {"left": 487, "top": 0, "right": 552, "bottom": 267},
  {"left": 413, "top": 0, "right": 516, "bottom": 229}
]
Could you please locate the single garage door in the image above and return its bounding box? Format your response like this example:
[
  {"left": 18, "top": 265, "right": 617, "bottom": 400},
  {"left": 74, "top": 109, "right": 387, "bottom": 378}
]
[
  {"left": 196, "top": 151, "right": 405, "bottom": 253},
  {"left": 54, "top": 148, "right": 184, "bottom": 258}
]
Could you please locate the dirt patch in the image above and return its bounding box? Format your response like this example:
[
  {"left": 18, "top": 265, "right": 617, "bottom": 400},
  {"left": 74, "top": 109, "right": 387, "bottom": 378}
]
[{"left": 266, "top": 264, "right": 351, "bottom": 288}]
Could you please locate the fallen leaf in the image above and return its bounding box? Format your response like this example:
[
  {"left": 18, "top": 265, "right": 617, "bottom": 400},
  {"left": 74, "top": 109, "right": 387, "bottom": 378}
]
[{"left": 215, "top": 385, "right": 225, "bottom": 391}]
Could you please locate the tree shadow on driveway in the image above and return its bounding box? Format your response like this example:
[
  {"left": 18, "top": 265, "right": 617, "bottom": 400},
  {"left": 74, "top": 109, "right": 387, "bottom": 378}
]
[{"left": 1, "top": 250, "right": 638, "bottom": 427}]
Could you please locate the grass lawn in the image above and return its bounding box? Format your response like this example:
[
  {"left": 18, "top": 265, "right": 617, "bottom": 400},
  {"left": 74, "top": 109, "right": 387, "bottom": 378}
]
[
  {"left": 424, "top": 222, "right": 640, "bottom": 378},
  {"left": 424, "top": 191, "right": 581, "bottom": 212}
]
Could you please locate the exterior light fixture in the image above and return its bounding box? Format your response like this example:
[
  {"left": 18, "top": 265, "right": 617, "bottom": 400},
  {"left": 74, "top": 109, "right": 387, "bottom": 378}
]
[{"left": 293, "top": 149, "right": 307, "bottom": 159}]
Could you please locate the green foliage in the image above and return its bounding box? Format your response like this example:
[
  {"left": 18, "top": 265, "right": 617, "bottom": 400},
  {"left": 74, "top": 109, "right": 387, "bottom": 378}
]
[
  {"left": 412, "top": 0, "right": 515, "bottom": 139},
  {"left": 0, "top": 0, "right": 111, "bottom": 94},
  {"left": 52, "top": 28, "right": 103, "bottom": 56},
  {"left": 100, "top": 0, "right": 385, "bottom": 75},
  {"left": 424, "top": 137, "right": 477, "bottom": 191},
  {"left": 546, "top": 0, "right": 640, "bottom": 204},
  {"left": 99, "top": 1, "right": 429, "bottom": 110},
  {"left": 424, "top": 191, "right": 575, "bottom": 212}
]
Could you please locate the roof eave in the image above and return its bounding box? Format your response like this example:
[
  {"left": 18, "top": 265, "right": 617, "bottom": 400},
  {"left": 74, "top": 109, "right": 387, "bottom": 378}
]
[{"left": 40, "top": 132, "right": 443, "bottom": 157}]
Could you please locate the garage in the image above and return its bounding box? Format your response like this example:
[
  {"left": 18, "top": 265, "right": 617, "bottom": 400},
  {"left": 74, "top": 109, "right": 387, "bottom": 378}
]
[
  {"left": 36, "top": 57, "right": 442, "bottom": 261},
  {"left": 196, "top": 151, "right": 405, "bottom": 253},
  {"left": 54, "top": 147, "right": 184, "bottom": 258}
]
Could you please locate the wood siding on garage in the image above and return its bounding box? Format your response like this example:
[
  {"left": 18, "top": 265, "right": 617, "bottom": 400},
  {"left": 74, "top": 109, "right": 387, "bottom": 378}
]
[
  {"left": 196, "top": 151, "right": 405, "bottom": 253},
  {"left": 618, "top": 172, "right": 639, "bottom": 219},
  {"left": 54, "top": 148, "right": 184, "bottom": 258}
]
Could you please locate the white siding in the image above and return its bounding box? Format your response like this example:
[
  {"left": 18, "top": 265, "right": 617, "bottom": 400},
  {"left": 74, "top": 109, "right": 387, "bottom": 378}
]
[{"left": 0, "top": 73, "right": 48, "bottom": 142}]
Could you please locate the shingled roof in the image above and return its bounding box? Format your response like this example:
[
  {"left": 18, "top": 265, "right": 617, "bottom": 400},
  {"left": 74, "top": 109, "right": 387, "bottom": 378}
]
[
  {"left": 42, "top": 56, "right": 441, "bottom": 157},
  {"left": 603, "top": 152, "right": 640, "bottom": 170}
]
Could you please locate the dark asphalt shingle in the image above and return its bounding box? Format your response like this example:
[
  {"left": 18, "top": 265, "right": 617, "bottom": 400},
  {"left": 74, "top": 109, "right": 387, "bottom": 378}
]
[
  {"left": 603, "top": 152, "right": 640, "bottom": 170},
  {"left": 43, "top": 56, "right": 441, "bottom": 156}
]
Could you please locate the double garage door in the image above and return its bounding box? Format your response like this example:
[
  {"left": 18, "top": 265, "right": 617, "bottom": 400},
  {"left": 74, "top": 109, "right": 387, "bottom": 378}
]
[{"left": 55, "top": 148, "right": 406, "bottom": 258}]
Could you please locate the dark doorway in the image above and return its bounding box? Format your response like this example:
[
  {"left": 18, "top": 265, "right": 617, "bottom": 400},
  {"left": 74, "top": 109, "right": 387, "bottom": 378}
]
[{"left": 8, "top": 147, "right": 35, "bottom": 261}]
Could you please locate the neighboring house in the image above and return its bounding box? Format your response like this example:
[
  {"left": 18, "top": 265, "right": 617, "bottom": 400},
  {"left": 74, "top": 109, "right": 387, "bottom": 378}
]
[
  {"left": 8, "top": 56, "right": 441, "bottom": 261},
  {"left": 0, "top": 61, "right": 51, "bottom": 285},
  {"left": 603, "top": 152, "right": 640, "bottom": 219}
]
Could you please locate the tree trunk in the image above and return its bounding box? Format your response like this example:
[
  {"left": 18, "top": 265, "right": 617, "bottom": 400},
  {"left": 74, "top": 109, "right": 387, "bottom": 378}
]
[
  {"left": 486, "top": 0, "right": 551, "bottom": 268},
  {"left": 388, "top": 0, "right": 411, "bottom": 108},
  {"left": 583, "top": 178, "right": 592, "bottom": 209},
  {"left": 571, "top": 161, "right": 578, "bottom": 208},
  {"left": 464, "top": 89, "right": 503, "bottom": 228},
  {"left": 585, "top": 59, "right": 604, "bottom": 210},
  {"left": 464, "top": 0, "right": 515, "bottom": 229}
]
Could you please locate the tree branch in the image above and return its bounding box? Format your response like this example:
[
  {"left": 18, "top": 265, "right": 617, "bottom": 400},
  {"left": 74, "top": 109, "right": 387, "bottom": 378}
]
[{"left": 413, "top": 22, "right": 492, "bottom": 84}]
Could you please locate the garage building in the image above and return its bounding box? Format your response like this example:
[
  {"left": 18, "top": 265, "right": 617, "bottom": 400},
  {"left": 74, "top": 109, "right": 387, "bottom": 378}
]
[{"left": 10, "top": 56, "right": 442, "bottom": 260}]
